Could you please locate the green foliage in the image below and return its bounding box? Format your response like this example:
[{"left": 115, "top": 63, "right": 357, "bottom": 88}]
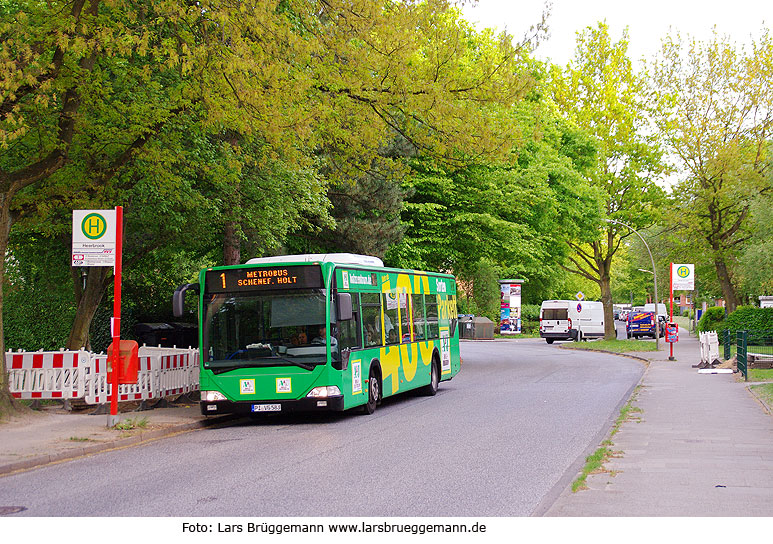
[
  {"left": 112, "top": 417, "right": 148, "bottom": 431},
  {"left": 4, "top": 234, "right": 75, "bottom": 351},
  {"left": 471, "top": 260, "right": 501, "bottom": 324},
  {"left": 521, "top": 304, "right": 541, "bottom": 321},
  {"left": 738, "top": 194, "right": 773, "bottom": 296},
  {"left": 724, "top": 306, "right": 773, "bottom": 335},
  {"left": 697, "top": 306, "right": 727, "bottom": 333},
  {"left": 387, "top": 97, "right": 601, "bottom": 297},
  {"left": 456, "top": 295, "right": 479, "bottom": 317},
  {"left": 653, "top": 30, "right": 773, "bottom": 310},
  {"left": 549, "top": 23, "right": 666, "bottom": 340}
]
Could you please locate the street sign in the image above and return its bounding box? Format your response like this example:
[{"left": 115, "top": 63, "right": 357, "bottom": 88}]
[
  {"left": 672, "top": 263, "right": 695, "bottom": 291},
  {"left": 576, "top": 291, "right": 585, "bottom": 301},
  {"left": 72, "top": 210, "right": 117, "bottom": 267}
]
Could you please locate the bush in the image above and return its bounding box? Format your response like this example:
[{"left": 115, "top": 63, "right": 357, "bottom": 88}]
[
  {"left": 697, "top": 306, "right": 726, "bottom": 334},
  {"left": 521, "top": 319, "right": 540, "bottom": 334},
  {"left": 521, "top": 304, "right": 541, "bottom": 322},
  {"left": 725, "top": 306, "right": 773, "bottom": 335}
]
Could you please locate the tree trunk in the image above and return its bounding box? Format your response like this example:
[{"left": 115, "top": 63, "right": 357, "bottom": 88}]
[
  {"left": 599, "top": 268, "right": 616, "bottom": 340},
  {"left": 66, "top": 267, "right": 112, "bottom": 350},
  {"left": 714, "top": 254, "right": 739, "bottom": 313},
  {"left": 223, "top": 221, "right": 241, "bottom": 266},
  {"left": 0, "top": 193, "right": 20, "bottom": 416}
]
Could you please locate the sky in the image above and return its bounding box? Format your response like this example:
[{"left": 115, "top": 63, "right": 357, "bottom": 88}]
[{"left": 461, "top": 0, "right": 773, "bottom": 66}]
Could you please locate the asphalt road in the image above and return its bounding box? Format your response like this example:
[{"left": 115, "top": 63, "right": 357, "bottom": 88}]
[{"left": 0, "top": 339, "right": 643, "bottom": 517}]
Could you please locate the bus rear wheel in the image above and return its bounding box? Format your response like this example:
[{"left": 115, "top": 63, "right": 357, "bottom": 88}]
[
  {"left": 545, "top": 338, "right": 554, "bottom": 344},
  {"left": 422, "top": 358, "right": 440, "bottom": 396},
  {"left": 363, "top": 367, "right": 381, "bottom": 415}
]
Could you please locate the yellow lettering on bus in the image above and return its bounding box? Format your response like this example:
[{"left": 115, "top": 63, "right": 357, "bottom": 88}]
[
  {"left": 419, "top": 340, "right": 434, "bottom": 367},
  {"left": 400, "top": 343, "right": 418, "bottom": 382},
  {"left": 379, "top": 346, "right": 401, "bottom": 394}
]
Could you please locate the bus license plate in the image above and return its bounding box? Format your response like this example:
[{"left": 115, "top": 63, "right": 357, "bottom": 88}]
[{"left": 252, "top": 404, "right": 281, "bottom": 412}]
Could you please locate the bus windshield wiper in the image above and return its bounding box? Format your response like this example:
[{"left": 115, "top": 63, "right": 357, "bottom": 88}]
[
  {"left": 207, "top": 356, "right": 316, "bottom": 373},
  {"left": 259, "top": 354, "right": 316, "bottom": 371}
]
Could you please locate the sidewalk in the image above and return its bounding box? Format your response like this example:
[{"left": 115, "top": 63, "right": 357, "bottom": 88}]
[
  {"left": 0, "top": 398, "right": 226, "bottom": 476},
  {"left": 544, "top": 327, "right": 773, "bottom": 516}
]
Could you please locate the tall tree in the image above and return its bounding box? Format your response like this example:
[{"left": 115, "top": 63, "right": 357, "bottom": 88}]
[
  {"left": 549, "top": 23, "right": 666, "bottom": 339},
  {"left": 387, "top": 103, "right": 601, "bottom": 289},
  {"left": 0, "top": 0, "right": 544, "bottom": 413},
  {"left": 653, "top": 30, "right": 773, "bottom": 312}
]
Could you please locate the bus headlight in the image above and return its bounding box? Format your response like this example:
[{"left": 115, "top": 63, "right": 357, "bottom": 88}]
[
  {"left": 201, "top": 390, "right": 227, "bottom": 402},
  {"left": 306, "top": 386, "right": 341, "bottom": 398}
]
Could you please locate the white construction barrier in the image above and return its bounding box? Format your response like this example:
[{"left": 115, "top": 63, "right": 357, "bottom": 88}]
[
  {"left": 699, "top": 331, "right": 720, "bottom": 364},
  {"left": 8, "top": 346, "right": 199, "bottom": 406},
  {"left": 7, "top": 350, "right": 90, "bottom": 400},
  {"left": 158, "top": 351, "right": 197, "bottom": 397}
]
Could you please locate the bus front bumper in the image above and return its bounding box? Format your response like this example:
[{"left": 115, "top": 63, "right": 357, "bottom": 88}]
[{"left": 200, "top": 396, "right": 345, "bottom": 416}]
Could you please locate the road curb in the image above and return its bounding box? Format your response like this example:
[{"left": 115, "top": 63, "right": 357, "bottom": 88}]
[
  {"left": 0, "top": 414, "right": 242, "bottom": 477},
  {"left": 558, "top": 345, "right": 652, "bottom": 364}
]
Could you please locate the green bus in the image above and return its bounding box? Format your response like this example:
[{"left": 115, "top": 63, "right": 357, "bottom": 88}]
[{"left": 173, "top": 254, "right": 461, "bottom": 415}]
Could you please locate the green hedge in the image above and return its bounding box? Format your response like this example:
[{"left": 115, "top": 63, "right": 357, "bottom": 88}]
[
  {"left": 724, "top": 306, "right": 773, "bottom": 336},
  {"left": 697, "top": 306, "right": 726, "bottom": 334}
]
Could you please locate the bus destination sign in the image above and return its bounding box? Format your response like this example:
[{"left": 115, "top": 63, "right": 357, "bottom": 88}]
[{"left": 205, "top": 265, "right": 323, "bottom": 294}]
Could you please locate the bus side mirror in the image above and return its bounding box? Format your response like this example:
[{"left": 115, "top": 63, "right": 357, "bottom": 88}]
[
  {"left": 336, "top": 293, "right": 353, "bottom": 321},
  {"left": 173, "top": 283, "right": 200, "bottom": 317}
]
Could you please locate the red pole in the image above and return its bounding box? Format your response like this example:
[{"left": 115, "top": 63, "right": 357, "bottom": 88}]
[
  {"left": 110, "top": 206, "right": 123, "bottom": 420},
  {"left": 669, "top": 262, "right": 674, "bottom": 360}
]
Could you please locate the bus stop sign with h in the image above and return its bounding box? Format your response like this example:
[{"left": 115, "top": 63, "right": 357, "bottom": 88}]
[{"left": 72, "top": 208, "right": 128, "bottom": 427}]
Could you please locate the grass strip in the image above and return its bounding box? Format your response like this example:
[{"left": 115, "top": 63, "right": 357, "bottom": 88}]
[
  {"left": 571, "top": 387, "right": 643, "bottom": 492},
  {"left": 747, "top": 369, "right": 773, "bottom": 382},
  {"left": 751, "top": 383, "right": 773, "bottom": 411}
]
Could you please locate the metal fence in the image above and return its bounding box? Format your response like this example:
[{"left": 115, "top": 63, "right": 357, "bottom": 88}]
[
  {"left": 737, "top": 331, "right": 747, "bottom": 381},
  {"left": 733, "top": 330, "right": 773, "bottom": 381}
]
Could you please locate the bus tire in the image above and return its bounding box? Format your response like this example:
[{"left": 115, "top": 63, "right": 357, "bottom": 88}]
[
  {"left": 362, "top": 364, "right": 381, "bottom": 415},
  {"left": 421, "top": 357, "right": 440, "bottom": 396},
  {"left": 546, "top": 338, "right": 554, "bottom": 344}
]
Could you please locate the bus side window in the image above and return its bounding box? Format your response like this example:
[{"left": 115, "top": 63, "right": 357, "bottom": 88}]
[
  {"left": 411, "top": 293, "right": 425, "bottom": 340},
  {"left": 425, "top": 294, "right": 440, "bottom": 340},
  {"left": 382, "top": 293, "right": 399, "bottom": 345},
  {"left": 337, "top": 293, "right": 361, "bottom": 351},
  {"left": 361, "top": 293, "right": 382, "bottom": 347}
]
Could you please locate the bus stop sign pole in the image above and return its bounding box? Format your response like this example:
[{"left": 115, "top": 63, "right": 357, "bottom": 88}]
[
  {"left": 108, "top": 206, "right": 123, "bottom": 427},
  {"left": 669, "top": 262, "right": 675, "bottom": 361}
]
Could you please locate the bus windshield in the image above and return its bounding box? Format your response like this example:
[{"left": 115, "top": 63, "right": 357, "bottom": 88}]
[{"left": 203, "top": 289, "right": 333, "bottom": 372}]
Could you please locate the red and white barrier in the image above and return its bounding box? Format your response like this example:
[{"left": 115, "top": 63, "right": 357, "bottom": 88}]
[
  {"left": 158, "top": 352, "right": 199, "bottom": 397},
  {"left": 83, "top": 355, "right": 161, "bottom": 405},
  {"left": 7, "top": 350, "right": 90, "bottom": 400},
  {"left": 8, "top": 346, "right": 199, "bottom": 405}
]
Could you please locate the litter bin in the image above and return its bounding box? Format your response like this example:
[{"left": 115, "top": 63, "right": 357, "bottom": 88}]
[
  {"left": 459, "top": 316, "right": 494, "bottom": 340},
  {"left": 458, "top": 315, "right": 474, "bottom": 339}
]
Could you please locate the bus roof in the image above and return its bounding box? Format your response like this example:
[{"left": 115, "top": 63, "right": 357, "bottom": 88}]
[{"left": 246, "top": 253, "right": 384, "bottom": 267}]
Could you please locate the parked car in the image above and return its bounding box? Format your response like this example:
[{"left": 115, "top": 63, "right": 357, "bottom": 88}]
[{"left": 626, "top": 311, "right": 664, "bottom": 339}]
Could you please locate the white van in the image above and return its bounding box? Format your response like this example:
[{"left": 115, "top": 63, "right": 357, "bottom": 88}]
[
  {"left": 540, "top": 300, "right": 605, "bottom": 344},
  {"left": 643, "top": 303, "right": 667, "bottom": 317}
]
